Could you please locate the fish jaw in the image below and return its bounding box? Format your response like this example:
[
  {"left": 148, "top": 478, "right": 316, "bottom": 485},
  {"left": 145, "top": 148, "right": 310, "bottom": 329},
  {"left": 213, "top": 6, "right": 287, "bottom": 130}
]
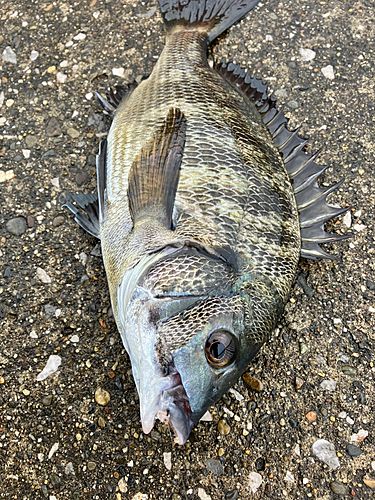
[
  {"left": 116, "top": 278, "right": 195, "bottom": 444},
  {"left": 140, "top": 364, "right": 194, "bottom": 445}
]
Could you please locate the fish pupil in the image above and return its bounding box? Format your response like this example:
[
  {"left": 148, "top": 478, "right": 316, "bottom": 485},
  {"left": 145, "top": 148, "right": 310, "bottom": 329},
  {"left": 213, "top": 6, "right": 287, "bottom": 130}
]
[{"left": 211, "top": 341, "right": 226, "bottom": 359}]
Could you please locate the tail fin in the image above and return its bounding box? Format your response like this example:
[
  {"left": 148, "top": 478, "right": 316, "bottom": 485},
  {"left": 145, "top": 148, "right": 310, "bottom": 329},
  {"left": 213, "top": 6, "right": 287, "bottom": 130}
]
[{"left": 158, "top": 0, "right": 261, "bottom": 43}]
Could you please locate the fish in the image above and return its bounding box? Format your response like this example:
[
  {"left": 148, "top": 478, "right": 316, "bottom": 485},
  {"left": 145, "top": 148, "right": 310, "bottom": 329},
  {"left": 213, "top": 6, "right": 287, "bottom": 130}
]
[{"left": 64, "top": 0, "right": 349, "bottom": 444}]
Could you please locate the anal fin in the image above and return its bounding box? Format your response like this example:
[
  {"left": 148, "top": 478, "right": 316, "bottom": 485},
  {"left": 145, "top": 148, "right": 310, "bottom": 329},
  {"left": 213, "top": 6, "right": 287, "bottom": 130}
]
[
  {"left": 127, "top": 108, "right": 187, "bottom": 229},
  {"left": 216, "top": 60, "right": 351, "bottom": 260}
]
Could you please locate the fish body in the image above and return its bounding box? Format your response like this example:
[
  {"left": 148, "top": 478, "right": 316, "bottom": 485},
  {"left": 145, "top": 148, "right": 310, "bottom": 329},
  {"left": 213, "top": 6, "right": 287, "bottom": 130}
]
[{"left": 65, "top": 0, "right": 348, "bottom": 444}]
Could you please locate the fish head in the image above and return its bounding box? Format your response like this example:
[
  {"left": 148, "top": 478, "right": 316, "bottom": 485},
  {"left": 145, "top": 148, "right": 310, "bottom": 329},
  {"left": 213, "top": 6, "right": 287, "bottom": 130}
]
[{"left": 118, "top": 272, "right": 262, "bottom": 444}]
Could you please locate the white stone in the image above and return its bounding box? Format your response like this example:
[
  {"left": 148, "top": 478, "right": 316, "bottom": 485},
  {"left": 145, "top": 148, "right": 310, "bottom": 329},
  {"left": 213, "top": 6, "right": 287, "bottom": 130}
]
[
  {"left": 36, "top": 355, "right": 62, "bottom": 381},
  {"left": 36, "top": 267, "right": 52, "bottom": 283},
  {"left": 321, "top": 65, "right": 335, "bottom": 80},
  {"left": 48, "top": 442, "right": 59, "bottom": 459},
  {"left": 163, "top": 452, "right": 172, "bottom": 471},
  {"left": 320, "top": 379, "right": 337, "bottom": 391},
  {"left": 353, "top": 223, "right": 366, "bottom": 232},
  {"left": 56, "top": 72, "right": 67, "bottom": 83},
  {"left": 0, "top": 170, "right": 15, "bottom": 183},
  {"left": 2, "top": 46, "right": 17, "bottom": 64},
  {"left": 248, "top": 471, "right": 263, "bottom": 493},
  {"left": 200, "top": 410, "right": 213, "bottom": 422},
  {"left": 51, "top": 177, "right": 60, "bottom": 189},
  {"left": 0, "top": 91, "right": 4, "bottom": 108},
  {"left": 30, "top": 50, "right": 39, "bottom": 61},
  {"left": 284, "top": 471, "right": 294, "bottom": 482},
  {"left": 73, "top": 32, "right": 86, "bottom": 41},
  {"left": 112, "top": 67, "right": 125, "bottom": 78},
  {"left": 299, "top": 48, "right": 316, "bottom": 62},
  {"left": 70, "top": 335, "right": 79, "bottom": 343},
  {"left": 343, "top": 211, "right": 352, "bottom": 228},
  {"left": 312, "top": 439, "right": 340, "bottom": 469},
  {"left": 22, "top": 149, "right": 31, "bottom": 159},
  {"left": 197, "top": 488, "right": 211, "bottom": 500},
  {"left": 351, "top": 429, "right": 368, "bottom": 443}
]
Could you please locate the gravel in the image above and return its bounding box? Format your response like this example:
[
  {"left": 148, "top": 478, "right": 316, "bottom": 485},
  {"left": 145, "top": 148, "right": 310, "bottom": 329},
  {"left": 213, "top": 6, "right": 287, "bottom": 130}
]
[
  {"left": 5, "top": 216, "right": 27, "bottom": 236},
  {"left": 0, "top": 0, "right": 374, "bottom": 498}
]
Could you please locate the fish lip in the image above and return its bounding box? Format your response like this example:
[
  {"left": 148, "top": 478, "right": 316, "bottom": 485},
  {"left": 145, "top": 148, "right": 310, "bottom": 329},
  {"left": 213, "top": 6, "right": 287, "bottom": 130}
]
[{"left": 141, "top": 365, "right": 194, "bottom": 445}]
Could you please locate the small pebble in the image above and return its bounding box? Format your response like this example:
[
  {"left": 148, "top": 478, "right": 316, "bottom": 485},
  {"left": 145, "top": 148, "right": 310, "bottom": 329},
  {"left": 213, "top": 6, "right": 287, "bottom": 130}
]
[
  {"left": 66, "top": 127, "right": 80, "bottom": 139},
  {"left": 46, "top": 117, "right": 62, "bottom": 137},
  {"left": 0, "top": 376, "right": 4, "bottom": 384},
  {"left": 197, "top": 488, "right": 211, "bottom": 500},
  {"left": 350, "top": 429, "right": 368, "bottom": 443},
  {"left": 330, "top": 481, "right": 347, "bottom": 496},
  {"left": 36, "top": 267, "right": 52, "bottom": 284},
  {"left": 118, "top": 478, "right": 127, "bottom": 493},
  {"left": 98, "top": 416, "right": 106, "bottom": 428},
  {"left": 321, "top": 65, "right": 335, "bottom": 80},
  {"left": 320, "top": 379, "right": 337, "bottom": 391},
  {"left": 36, "top": 355, "right": 62, "bottom": 381},
  {"left": 346, "top": 444, "right": 362, "bottom": 457},
  {"left": 6, "top": 217, "right": 27, "bottom": 236},
  {"left": 248, "top": 471, "right": 263, "bottom": 493},
  {"left": 299, "top": 48, "right": 316, "bottom": 62},
  {"left": 2, "top": 46, "right": 17, "bottom": 64},
  {"left": 200, "top": 410, "right": 213, "bottom": 422},
  {"left": 73, "top": 32, "right": 86, "bottom": 41},
  {"left": 95, "top": 387, "right": 111, "bottom": 406},
  {"left": 163, "top": 452, "right": 172, "bottom": 471},
  {"left": 87, "top": 461, "right": 96, "bottom": 471},
  {"left": 64, "top": 462, "right": 75, "bottom": 475},
  {"left": 363, "top": 478, "right": 375, "bottom": 489},
  {"left": 305, "top": 411, "right": 317, "bottom": 423},
  {"left": 48, "top": 442, "right": 59, "bottom": 460},
  {"left": 70, "top": 335, "right": 79, "bottom": 343},
  {"left": 295, "top": 376, "right": 304, "bottom": 390},
  {"left": 343, "top": 211, "right": 352, "bottom": 228},
  {"left": 242, "top": 373, "right": 263, "bottom": 391},
  {"left": 112, "top": 67, "right": 125, "bottom": 77},
  {"left": 56, "top": 72, "right": 67, "bottom": 84},
  {"left": 206, "top": 458, "right": 224, "bottom": 476},
  {"left": 312, "top": 439, "right": 340, "bottom": 469},
  {"left": 0, "top": 170, "right": 15, "bottom": 183},
  {"left": 53, "top": 215, "right": 65, "bottom": 227},
  {"left": 30, "top": 50, "right": 39, "bottom": 61},
  {"left": 217, "top": 419, "right": 230, "bottom": 436},
  {"left": 25, "top": 134, "right": 38, "bottom": 148}
]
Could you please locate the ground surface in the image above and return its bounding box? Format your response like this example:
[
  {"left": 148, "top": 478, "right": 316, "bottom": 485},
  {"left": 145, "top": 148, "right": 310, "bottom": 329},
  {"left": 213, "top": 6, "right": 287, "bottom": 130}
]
[{"left": 0, "top": 1, "right": 374, "bottom": 499}]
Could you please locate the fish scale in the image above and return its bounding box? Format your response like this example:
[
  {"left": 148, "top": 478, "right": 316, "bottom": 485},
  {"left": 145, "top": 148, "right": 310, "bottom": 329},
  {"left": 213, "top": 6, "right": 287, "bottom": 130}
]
[
  {"left": 106, "top": 30, "right": 299, "bottom": 297},
  {"left": 64, "top": 0, "right": 348, "bottom": 444}
]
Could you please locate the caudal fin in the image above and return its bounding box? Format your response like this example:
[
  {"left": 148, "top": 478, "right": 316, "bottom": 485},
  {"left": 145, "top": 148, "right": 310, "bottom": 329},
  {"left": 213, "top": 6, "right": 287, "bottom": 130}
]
[{"left": 158, "top": 0, "right": 261, "bottom": 43}]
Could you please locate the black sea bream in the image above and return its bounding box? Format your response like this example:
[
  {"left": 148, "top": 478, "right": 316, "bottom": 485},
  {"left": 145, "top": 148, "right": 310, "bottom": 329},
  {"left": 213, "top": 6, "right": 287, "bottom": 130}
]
[{"left": 65, "top": 0, "right": 349, "bottom": 444}]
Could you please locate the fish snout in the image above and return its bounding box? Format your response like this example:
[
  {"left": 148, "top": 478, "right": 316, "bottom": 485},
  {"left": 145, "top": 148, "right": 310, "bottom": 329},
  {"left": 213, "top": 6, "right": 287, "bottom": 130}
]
[{"left": 140, "top": 365, "right": 194, "bottom": 445}]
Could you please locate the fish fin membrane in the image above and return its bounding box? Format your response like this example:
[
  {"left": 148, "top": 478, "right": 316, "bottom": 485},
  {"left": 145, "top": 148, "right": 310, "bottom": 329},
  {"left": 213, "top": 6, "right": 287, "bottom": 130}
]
[
  {"left": 96, "top": 77, "right": 148, "bottom": 115},
  {"left": 216, "top": 60, "right": 351, "bottom": 260},
  {"left": 158, "top": 0, "right": 261, "bottom": 43},
  {"left": 63, "top": 192, "right": 100, "bottom": 239},
  {"left": 127, "top": 108, "right": 187, "bottom": 228}
]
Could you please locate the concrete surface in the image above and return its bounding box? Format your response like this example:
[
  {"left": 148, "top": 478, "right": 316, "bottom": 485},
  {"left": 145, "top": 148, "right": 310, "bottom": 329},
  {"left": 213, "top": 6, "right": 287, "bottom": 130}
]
[{"left": 0, "top": 0, "right": 374, "bottom": 499}]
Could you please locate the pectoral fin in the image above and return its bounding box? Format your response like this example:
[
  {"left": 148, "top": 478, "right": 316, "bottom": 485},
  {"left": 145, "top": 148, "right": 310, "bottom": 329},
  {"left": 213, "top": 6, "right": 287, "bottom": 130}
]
[{"left": 127, "top": 108, "right": 187, "bottom": 229}]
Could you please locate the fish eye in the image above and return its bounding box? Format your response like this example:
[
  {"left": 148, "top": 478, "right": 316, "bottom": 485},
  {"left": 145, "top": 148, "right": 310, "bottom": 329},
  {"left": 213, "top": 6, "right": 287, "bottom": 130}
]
[{"left": 205, "top": 330, "right": 237, "bottom": 368}]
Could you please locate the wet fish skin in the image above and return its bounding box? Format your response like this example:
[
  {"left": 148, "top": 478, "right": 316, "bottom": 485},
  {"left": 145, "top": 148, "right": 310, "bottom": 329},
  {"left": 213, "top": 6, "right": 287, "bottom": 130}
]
[
  {"left": 97, "top": 0, "right": 300, "bottom": 443},
  {"left": 64, "top": 0, "right": 348, "bottom": 444}
]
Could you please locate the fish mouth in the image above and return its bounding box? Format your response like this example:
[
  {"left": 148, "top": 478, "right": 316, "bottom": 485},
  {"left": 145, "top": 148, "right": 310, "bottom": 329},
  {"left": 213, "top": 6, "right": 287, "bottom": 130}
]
[{"left": 140, "top": 365, "right": 194, "bottom": 445}]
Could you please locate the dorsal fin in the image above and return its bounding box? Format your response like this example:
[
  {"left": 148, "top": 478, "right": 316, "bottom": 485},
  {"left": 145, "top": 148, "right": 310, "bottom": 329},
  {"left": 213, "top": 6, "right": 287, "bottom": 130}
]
[
  {"left": 127, "top": 108, "right": 187, "bottom": 228},
  {"left": 216, "top": 60, "right": 351, "bottom": 260}
]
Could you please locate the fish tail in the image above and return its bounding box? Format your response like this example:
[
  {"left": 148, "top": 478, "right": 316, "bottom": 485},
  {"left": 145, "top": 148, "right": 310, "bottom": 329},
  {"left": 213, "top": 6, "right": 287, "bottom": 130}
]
[{"left": 158, "top": 0, "right": 261, "bottom": 43}]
